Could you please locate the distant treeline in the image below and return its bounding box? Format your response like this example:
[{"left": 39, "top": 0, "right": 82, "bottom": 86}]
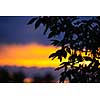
[{"left": 0, "top": 66, "right": 60, "bottom": 83}]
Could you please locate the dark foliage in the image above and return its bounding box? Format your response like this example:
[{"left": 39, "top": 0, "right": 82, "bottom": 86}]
[
  {"left": 0, "top": 68, "right": 26, "bottom": 83},
  {"left": 33, "top": 73, "right": 54, "bottom": 83},
  {"left": 12, "top": 71, "right": 25, "bottom": 83},
  {"left": 0, "top": 67, "right": 55, "bottom": 83},
  {"left": 0, "top": 68, "right": 10, "bottom": 82},
  {"left": 28, "top": 16, "right": 100, "bottom": 83}
]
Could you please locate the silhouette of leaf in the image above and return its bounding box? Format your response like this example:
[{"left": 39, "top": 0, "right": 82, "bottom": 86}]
[
  {"left": 51, "top": 40, "right": 60, "bottom": 46},
  {"left": 66, "top": 47, "right": 71, "bottom": 54},
  {"left": 55, "top": 66, "right": 64, "bottom": 71},
  {"left": 62, "top": 49, "right": 67, "bottom": 59},
  {"left": 58, "top": 56, "right": 62, "bottom": 62},
  {"left": 35, "top": 19, "right": 41, "bottom": 29},
  {"left": 27, "top": 18, "right": 37, "bottom": 25},
  {"left": 77, "top": 54, "right": 83, "bottom": 62},
  {"left": 69, "top": 53, "right": 77, "bottom": 61},
  {"left": 60, "top": 62, "right": 70, "bottom": 66},
  {"left": 43, "top": 25, "right": 49, "bottom": 34},
  {"left": 48, "top": 32, "right": 56, "bottom": 38},
  {"left": 84, "top": 56, "right": 92, "bottom": 61},
  {"left": 49, "top": 53, "right": 56, "bottom": 60},
  {"left": 96, "top": 57, "right": 100, "bottom": 59},
  {"left": 49, "top": 48, "right": 67, "bottom": 61},
  {"left": 94, "top": 60, "right": 100, "bottom": 67},
  {"left": 88, "top": 62, "right": 93, "bottom": 68},
  {"left": 30, "top": 16, "right": 100, "bottom": 83},
  {"left": 55, "top": 62, "right": 70, "bottom": 72}
]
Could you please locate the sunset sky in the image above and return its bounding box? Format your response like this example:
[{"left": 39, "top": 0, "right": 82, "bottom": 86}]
[
  {"left": 0, "top": 16, "right": 63, "bottom": 68},
  {"left": 0, "top": 16, "right": 92, "bottom": 68}
]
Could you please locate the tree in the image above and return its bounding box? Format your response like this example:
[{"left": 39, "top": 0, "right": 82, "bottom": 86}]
[
  {"left": 27, "top": 16, "right": 100, "bottom": 83},
  {"left": 0, "top": 68, "right": 10, "bottom": 82},
  {"left": 12, "top": 71, "right": 25, "bottom": 83}
]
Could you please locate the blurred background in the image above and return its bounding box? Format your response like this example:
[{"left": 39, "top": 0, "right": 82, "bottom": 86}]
[
  {"left": 0, "top": 16, "right": 65, "bottom": 83},
  {"left": 0, "top": 65, "right": 62, "bottom": 83}
]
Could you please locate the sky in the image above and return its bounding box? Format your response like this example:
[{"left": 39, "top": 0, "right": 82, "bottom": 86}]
[
  {"left": 0, "top": 16, "right": 49, "bottom": 45},
  {"left": 0, "top": 16, "right": 61, "bottom": 68},
  {"left": 0, "top": 16, "right": 93, "bottom": 68}
]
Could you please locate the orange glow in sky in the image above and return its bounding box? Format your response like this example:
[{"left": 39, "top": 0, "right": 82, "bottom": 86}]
[
  {"left": 0, "top": 43, "right": 63, "bottom": 68},
  {"left": 0, "top": 43, "right": 92, "bottom": 68}
]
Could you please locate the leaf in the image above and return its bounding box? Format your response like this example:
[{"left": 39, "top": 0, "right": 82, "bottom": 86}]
[
  {"left": 48, "top": 32, "right": 56, "bottom": 38},
  {"left": 88, "top": 62, "right": 93, "bottom": 67},
  {"left": 58, "top": 62, "right": 70, "bottom": 71},
  {"left": 35, "top": 19, "right": 41, "bottom": 29},
  {"left": 43, "top": 25, "right": 49, "bottom": 35},
  {"left": 85, "top": 50, "right": 87, "bottom": 55},
  {"left": 49, "top": 53, "right": 56, "bottom": 60},
  {"left": 57, "top": 49, "right": 67, "bottom": 60},
  {"left": 77, "top": 54, "right": 83, "bottom": 62},
  {"left": 84, "top": 56, "right": 92, "bottom": 61},
  {"left": 61, "top": 49, "right": 67, "bottom": 58},
  {"left": 58, "top": 56, "right": 62, "bottom": 62},
  {"left": 66, "top": 47, "right": 71, "bottom": 54},
  {"left": 96, "top": 57, "right": 100, "bottom": 59},
  {"left": 60, "top": 62, "right": 70, "bottom": 66},
  {"left": 27, "top": 18, "right": 37, "bottom": 25},
  {"left": 49, "top": 48, "right": 67, "bottom": 62},
  {"left": 55, "top": 66, "right": 64, "bottom": 71},
  {"left": 97, "top": 52, "right": 100, "bottom": 56},
  {"left": 51, "top": 40, "right": 60, "bottom": 46},
  {"left": 69, "top": 54, "right": 77, "bottom": 61}
]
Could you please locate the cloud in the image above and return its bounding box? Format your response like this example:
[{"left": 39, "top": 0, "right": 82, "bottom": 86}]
[{"left": 0, "top": 43, "right": 61, "bottom": 67}]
